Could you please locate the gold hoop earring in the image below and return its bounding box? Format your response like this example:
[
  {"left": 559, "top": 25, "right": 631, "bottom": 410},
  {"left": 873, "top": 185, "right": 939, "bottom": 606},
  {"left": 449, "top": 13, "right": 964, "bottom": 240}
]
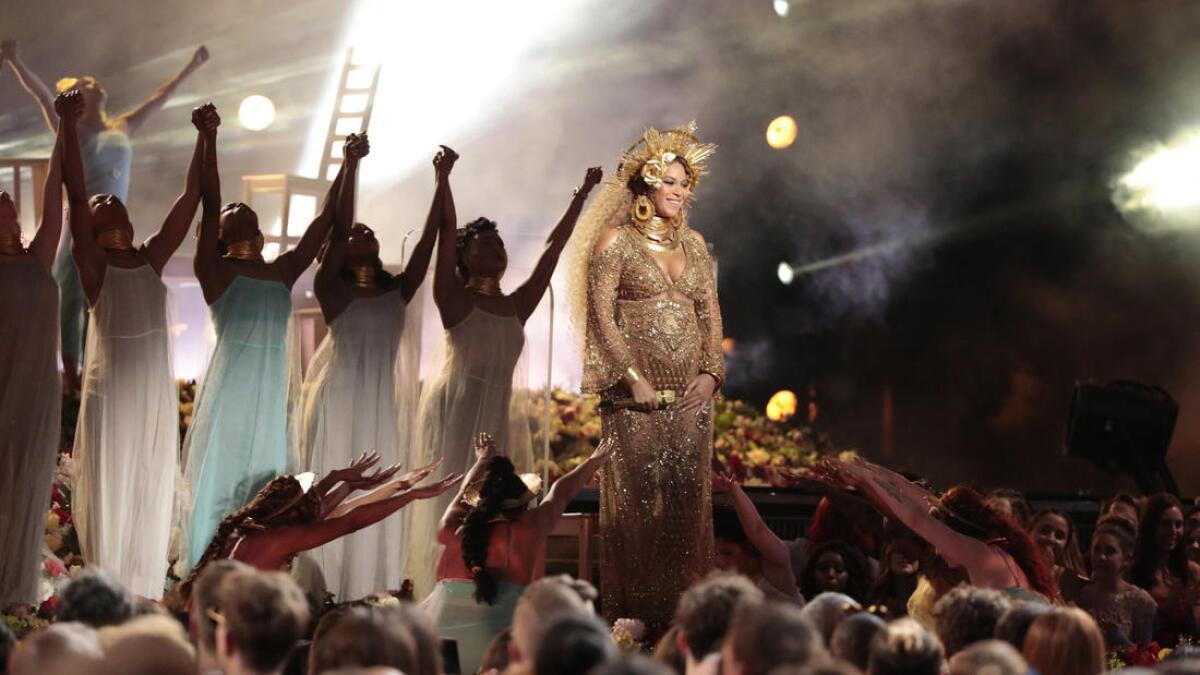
[{"left": 632, "top": 195, "right": 655, "bottom": 223}]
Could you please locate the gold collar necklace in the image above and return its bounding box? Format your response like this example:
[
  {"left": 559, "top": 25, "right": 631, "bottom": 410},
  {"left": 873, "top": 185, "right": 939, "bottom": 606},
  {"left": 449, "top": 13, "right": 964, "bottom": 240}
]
[
  {"left": 224, "top": 239, "right": 264, "bottom": 261},
  {"left": 0, "top": 233, "right": 23, "bottom": 255},
  {"left": 632, "top": 216, "right": 682, "bottom": 253},
  {"left": 465, "top": 277, "right": 503, "bottom": 296},
  {"left": 351, "top": 264, "right": 377, "bottom": 288},
  {"left": 97, "top": 228, "right": 136, "bottom": 251}
]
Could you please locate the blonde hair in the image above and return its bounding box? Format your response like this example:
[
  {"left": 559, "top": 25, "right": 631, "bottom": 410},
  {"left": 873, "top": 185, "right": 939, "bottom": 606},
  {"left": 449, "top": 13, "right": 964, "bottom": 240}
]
[
  {"left": 1021, "top": 607, "right": 1104, "bottom": 675},
  {"left": 55, "top": 75, "right": 98, "bottom": 93}
]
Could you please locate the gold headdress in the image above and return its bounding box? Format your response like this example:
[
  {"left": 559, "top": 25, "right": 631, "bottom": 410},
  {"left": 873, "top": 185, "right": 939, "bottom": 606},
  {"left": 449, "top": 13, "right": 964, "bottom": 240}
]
[{"left": 613, "top": 121, "right": 718, "bottom": 191}]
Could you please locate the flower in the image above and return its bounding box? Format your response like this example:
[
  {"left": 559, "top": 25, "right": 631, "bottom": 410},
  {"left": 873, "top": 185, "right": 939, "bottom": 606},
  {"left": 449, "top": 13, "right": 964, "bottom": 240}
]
[
  {"left": 43, "top": 558, "right": 66, "bottom": 578},
  {"left": 746, "top": 448, "right": 771, "bottom": 466},
  {"left": 612, "top": 618, "right": 646, "bottom": 652}
]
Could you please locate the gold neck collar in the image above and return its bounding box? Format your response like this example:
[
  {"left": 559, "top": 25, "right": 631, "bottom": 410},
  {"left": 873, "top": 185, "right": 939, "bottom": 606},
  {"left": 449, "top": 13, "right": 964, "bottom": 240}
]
[
  {"left": 465, "top": 277, "right": 503, "bottom": 297},
  {"left": 631, "top": 216, "right": 682, "bottom": 252},
  {"left": 97, "top": 228, "right": 135, "bottom": 251},
  {"left": 351, "top": 264, "right": 377, "bottom": 288},
  {"left": 0, "top": 233, "right": 23, "bottom": 256},
  {"left": 224, "top": 239, "right": 263, "bottom": 261}
]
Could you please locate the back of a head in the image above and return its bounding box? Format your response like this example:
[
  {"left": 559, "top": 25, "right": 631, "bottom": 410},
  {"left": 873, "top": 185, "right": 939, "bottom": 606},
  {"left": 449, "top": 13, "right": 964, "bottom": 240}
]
[
  {"left": 1021, "top": 607, "right": 1104, "bottom": 675},
  {"left": 831, "top": 613, "right": 885, "bottom": 671},
  {"left": 532, "top": 613, "right": 616, "bottom": 675},
  {"left": 382, "top": 602, "right": 443, "bottom": 675},
  {"left": 319, "top": 669, "right": 405, "bottom": 675},
  {"left": 592, "top": 654, "right": 676, "bottom": 675},
  {"left": 8, "top": 623, "right": 103, "bottom": 675},
  {"left": 932, "top": 585, "right": 1010, "bottom": 657},
  {"left": 192, "top": 559, "right": 254, "bottom": 653},
  {"left": 674, "top": 572, "right": 764, "bottom": 659},
  {"left": 728, "top": 600, "right": 825, "bottom": 675},
  {"left": 0, "top": 620, "right": 15, "bottom": 672},
  {"left": 220, "top": 570, "right": 311, "bottom": 673},
  {"left": 799, "top": 592, "right": 861, "bottom": 647},
  {"left": 57, "top": 568, "right": 132, "bottom": 628},
  {"left": 98, "top": 615, "right": 197, "bottom": 675},
  {"left": 310, "top": 607, "right": 415, "bottom": 675},
  {"left": 512, "top": 577, "right": 589, "bottom": 662},
  {"left": 867, "top": 618, "right": 943, "bottom": 675},
  {"left": 947, "top": 640, "right": 1025, "bottom": 675},
  {"left": 992, "top": 601, "right": 1049, "bottom": 652},
  {"left": 769, "top": 659, "right": 865, "bottom": 675}
]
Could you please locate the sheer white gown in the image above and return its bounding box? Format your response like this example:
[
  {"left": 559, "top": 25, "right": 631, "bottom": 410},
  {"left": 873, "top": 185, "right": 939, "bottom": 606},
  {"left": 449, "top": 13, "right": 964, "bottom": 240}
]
[
  {"left": 301, "top": 290, "right": 419, "bottom": 600},
  {"left": 0, "top": 260, "right": 61, "bottom": 606},
  {"left": 73, "top": 264, "right": 177, "bottom": 599},
  {"left": 407, "top": 307, "right": 533, "bottom": 598}
]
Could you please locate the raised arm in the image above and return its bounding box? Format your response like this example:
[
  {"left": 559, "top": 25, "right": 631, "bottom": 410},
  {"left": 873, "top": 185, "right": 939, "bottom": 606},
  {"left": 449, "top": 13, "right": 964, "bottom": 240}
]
[
  {"left": 438, "top": 433, "right": 502, "bottom": 538},
  {"left": 59, "top": 91, "right": 105, "bottom": 299},
  {"left": 714, "top": 472, "right": 798, "bottom": 598},
  {"left": 275, "top": 134, "right": 362, "bottom": 289},
  {"left": 114, "top": 45, "right": 208, "bottom": 136},
  {"left": 513, "top": 167, "right": 602, "bottom": 322},
  {"left": 28, "top": 94, "right": 74, "bottom": 270},
  {"left": 191, "top": 104, "right": 228, "bottom": 303},
  {"left": 395, "top": 148, "right": 454, "bottom": 302},
  {"left": 431, "top": 146, "right": 471, "bottom": 325},
  {"left": 141, "top": 110, "right": 206, "bottom": 274},
  {"left": 312, "top": 137, "right": 356, "bottom": 317},
  {"left": 529, "top": 438, "right": 612, "bottom": 533},
  {"left": 1, "top": 40, "right": 57, "bottom": 133}
]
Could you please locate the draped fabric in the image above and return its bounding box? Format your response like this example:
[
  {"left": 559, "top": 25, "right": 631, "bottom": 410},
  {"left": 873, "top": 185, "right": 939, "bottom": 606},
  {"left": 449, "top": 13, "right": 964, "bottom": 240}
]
[
  {"left": 73, "top": 263, "right": 177, "bottom": 599},
  {"left": 0, "top": 261, "right": 61, "bottom": 605}
]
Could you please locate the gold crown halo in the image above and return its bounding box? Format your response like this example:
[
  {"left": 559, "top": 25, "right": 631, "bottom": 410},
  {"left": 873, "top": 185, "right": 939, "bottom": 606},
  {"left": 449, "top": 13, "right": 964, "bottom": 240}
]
[{"left": 613, "top": 121, "right": 717, "bottom": 191}]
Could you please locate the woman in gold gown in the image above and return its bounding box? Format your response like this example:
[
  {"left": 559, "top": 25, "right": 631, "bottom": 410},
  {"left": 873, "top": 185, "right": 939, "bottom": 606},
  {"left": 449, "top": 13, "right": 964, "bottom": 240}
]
[{"left": 569, "top": 122, "right": 724, "bottom": 628}]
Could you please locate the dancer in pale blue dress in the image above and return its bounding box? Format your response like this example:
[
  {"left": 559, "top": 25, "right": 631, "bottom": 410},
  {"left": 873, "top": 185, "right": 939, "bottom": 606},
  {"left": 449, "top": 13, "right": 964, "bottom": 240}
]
[
  {"left": 182, "top": 106, "right": 343, "bottom": 569},
  {"left": 2, "top": 39, "right": 209, "bottom": 390}
]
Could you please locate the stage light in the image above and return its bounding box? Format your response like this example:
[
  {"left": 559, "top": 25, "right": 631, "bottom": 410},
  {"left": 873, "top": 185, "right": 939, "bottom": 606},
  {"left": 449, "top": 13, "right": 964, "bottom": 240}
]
[
  {"left": 766, "top": 115, "right": 797, "bottom": 150},
  {"left": 774, "top": 0, "right": 790, "bottom": 18},
  {"left": 777, "top": 261, "right": 795, "bottom": 285},
  {"left": 722, "top": 337, "right": 736, "bottom": 354},
  {"left": 766, "top": 390, "right": 798, "bottom": 422},
  {"left": 1116, "top": 132, "right": 1200, "bottom": 214},
  {"left": 238, "top": 95, "right": 276, "bottom": 131}
]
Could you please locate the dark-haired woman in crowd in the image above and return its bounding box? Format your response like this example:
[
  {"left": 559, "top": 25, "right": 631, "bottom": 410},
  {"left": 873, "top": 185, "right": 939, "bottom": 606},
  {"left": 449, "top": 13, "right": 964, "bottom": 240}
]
[
  {"left": 407, "top": 158, "right": 602, "bottom": 595},
  {"left": 182, "top": 107, "right": 345, "bottom": 570},
  {"left": 1076, "top": 515, "right": 1155, "bottom": 649},
  {"left": 1129, "top": 493, "right": 1200, "bottom": 646},
  {"left": 800, "top": 540, "right": 872, "bottom": 605},
  {"left": 711, "top": 472, "right": 802, "bottom": 604},
  {"left": 1185, "top": 517, "right": 1200, "bottom": 566},
  {"left": 300, "top": 136, "right": 449, "bottom": 601},
  {"left": 0, "top": 90, "right": 67, "bottom": 609},
  {"left": 422, "top": 432, "right": 610, "bottom": 674},
  {"left": 813, "top": 458, "right": 1058, "bottom": 605},
  {"left": 1029, "top": 509, "right": 1088, "bottom": 603}
]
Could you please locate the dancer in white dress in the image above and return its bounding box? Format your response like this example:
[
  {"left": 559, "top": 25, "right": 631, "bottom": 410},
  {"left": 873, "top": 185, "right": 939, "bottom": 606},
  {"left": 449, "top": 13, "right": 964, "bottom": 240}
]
[
  {"left": 0, "top": 91, "right": 70, "bottom": 608},
  {"left": 66, "top": 102, "right": 208, "bottom": 599},
  {"left": 301, "top": 137, "right": 449, "bottom": 600},
  {"left": 408, "top": 155, "right": 603, "bottom": 596}
]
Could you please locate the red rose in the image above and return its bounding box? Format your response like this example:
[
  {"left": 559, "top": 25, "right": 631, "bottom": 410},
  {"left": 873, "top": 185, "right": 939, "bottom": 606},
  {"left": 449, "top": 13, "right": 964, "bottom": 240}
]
[{"left": 39, "top": 595, "right": 58, "bottom": 616}]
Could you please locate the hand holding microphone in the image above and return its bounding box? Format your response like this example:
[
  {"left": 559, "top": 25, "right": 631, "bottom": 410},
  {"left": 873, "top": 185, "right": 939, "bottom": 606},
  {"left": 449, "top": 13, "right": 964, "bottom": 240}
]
[{"left": 600, "top": 389, "right": 676, "bottom": 412}]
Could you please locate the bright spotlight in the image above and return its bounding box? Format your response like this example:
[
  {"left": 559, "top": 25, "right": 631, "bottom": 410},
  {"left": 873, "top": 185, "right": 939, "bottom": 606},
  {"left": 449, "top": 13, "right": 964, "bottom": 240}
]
[
  {"left": 777, "top": 262, "right": 795, "bottom": 285},
  {"left": 766, "top": 115, "right": 798, "bottom": 150},
  {"left": 1116, "top": 132, "right": 1200, "bottom": 214},
  {"left": 773, "top": 0, "right": 790, "bottom": 18},
  {"left": 766, "top": 390, "right": 798, "bottom": 422},
  {"left": 238, "top": 95, "right": 276, "bottom": 131}
]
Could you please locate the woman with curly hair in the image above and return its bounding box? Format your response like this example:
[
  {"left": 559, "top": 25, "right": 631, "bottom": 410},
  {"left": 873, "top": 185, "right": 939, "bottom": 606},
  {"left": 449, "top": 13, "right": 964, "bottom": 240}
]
[
  {"left": 812, "top": 457, "right": 1057, "bottom": 604},
  {"left": 1129, "top": 493, "right": 1200, "bottom": 646},
  {"left": 800, "top": 540, "right": 872, "bottom": 604},
  {"left": 422, "top": 433, "right": 610, "bottom": 674}
]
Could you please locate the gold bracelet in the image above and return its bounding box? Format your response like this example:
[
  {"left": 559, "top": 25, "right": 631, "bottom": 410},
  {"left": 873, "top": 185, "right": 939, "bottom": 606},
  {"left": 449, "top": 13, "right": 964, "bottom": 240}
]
[{"left": 625, "top": 366, "right": 642, "bottom": 385}]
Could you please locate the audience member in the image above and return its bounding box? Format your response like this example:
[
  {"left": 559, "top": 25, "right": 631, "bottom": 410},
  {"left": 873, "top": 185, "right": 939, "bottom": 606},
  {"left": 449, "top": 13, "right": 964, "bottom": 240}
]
[
  {"left": 1021, "top": 607, "right": 1105, "bottom": 675},
  {"left": 1028, "top": 509, "right": 1087, "bottom": 603},
  {"left": 509, "top": 576, "right": 590, "bottom": 668},
  {"left": 992, "top": 600, "right": 1049, "bottom": 652},
  {"left": 479, "top": 628, "right": 514, "bottom": 674},
  {"left": 866, "top": 618, "right": 942, "bottom": 675},
  {"left": 55, "top": 567, "right": 132, "bottom": 628},
  {"left": 652, "top": 625, "right": 685, "bottom": 674},
  {"left": 946, "top": 639, "right": 1025, "bottom": 675},
  {"left": 213, "top": 570, "right": 310, "bottom": 675},
  {"left": 0, "top": 620, "right": 15, "bottom": 674},
  {"left": 830, "top": 612, "right": 884, "bottom": 671},
  {"left": 190, "top": 559, "right": 254, "bottom": 674},
  {"left": 867, "top": 529, "right": 922, "bottom": 618},
  {"left": 983, "top": 489, "right": 1031, "bottom": 527},
  {"left": 97, "top": 614, "right": 196, "bottom": 675},
  {"left": 932, "top": 585, "right": 1010, "bottom": 657},
  {"left": 7, "top": 622, "right": 103, "bottom": 675},
  {"left": 1076, "top": 517, "right": 1156, "bottom": 648},
  {"left": 800, "top": 592, "right": 861, "bottom": 647},
  {"left": 382, "top": 602, "right": 443, "bottom": 675},
  {"left": 721, "top": 600, "right": 825, "bottom": 675},
  {"left": 309, "top": 607, "right": 415, "bottom": 675},
  {"left": 713, "top": 474, "right": 803, "bottom": 604},
  {"left": 1130, "top": 493, "right": 1200, "bottom": 646},
  {"left": 591, "top": 655, "right": 675, "bottom": 675},
  {"left": 532, "top": 613, "right": 616, "bottom": 675},
  {"left": 1100, "top": 493, "right": 1141, "bottom": 531},
  {"left": 673, "top": 572, "right": 764, "bottom": 671},
  {"left": 801, "top": 542, "right": 871, "bottom": 604}
]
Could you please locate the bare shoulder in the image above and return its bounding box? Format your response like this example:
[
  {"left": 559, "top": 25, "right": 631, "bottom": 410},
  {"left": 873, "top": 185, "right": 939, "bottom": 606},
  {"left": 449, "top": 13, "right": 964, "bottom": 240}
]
[{"left": 592, "top": 226, "right": 623, "bottom": 255}]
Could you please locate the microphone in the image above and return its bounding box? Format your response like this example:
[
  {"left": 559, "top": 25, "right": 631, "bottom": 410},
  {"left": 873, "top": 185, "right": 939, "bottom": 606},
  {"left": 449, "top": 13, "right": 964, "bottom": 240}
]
[{"left": 600, "top": 390, "right": 676, "bottom": 411}]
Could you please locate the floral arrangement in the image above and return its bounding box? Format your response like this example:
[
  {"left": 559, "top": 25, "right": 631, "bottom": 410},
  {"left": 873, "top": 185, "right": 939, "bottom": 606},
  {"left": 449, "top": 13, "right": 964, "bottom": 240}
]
[
  {"left": 612, "top": 617, "right": 647, "bottom": 652},
  {"left": 1106, "top": 640, "right": 1185, "bottom": 670}
]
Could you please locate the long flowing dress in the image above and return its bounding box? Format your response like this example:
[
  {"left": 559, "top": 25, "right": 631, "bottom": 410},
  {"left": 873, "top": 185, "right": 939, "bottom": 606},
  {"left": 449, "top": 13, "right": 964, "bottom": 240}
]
[
  {"left": 0, "top": 260, "right": 61, "bottom": 605},
  {"left": 54, "top": 128, "right": 132, "bottom": 367},
  {"left": 301, "top": 290, "right": 415, "bottom": 600},
  {"left": 183, "top": 275, "right": 295, "bottom": 569},
  {"left": 583, "top": 226, "right": 725, "bottom": 628},
  {"left": 72, "top": 263, "right": 177, "bottom": 599},
  {"left": 408, "top": 307, "right": 532, "bottom": 598}
]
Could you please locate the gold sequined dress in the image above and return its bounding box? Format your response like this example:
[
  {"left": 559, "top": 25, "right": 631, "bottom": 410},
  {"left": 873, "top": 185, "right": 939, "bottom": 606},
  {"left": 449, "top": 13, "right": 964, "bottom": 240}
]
[{"left": 583, "top": 225, "right": 725, "bottom": 627}]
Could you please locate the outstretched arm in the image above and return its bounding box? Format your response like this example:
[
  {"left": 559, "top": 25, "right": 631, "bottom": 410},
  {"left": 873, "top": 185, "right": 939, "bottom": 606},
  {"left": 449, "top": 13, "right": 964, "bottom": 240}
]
[
  {"left": 114, "top": 45, "right": 208, "bottom": 136},
  {"left": 142, "top": 111, "right": 206, "bottom": 274},
  {"left": 438, "top": 433, "right": 502, "bottom": 538},
  {"left": 513, "top": 166, "right": 602, "bottom": 322},
  {"left": 431, "top": 146, "right": 472, "bottom": 326},
  {"left": 1, "top": 40, "right": 57, "bottom": 133},
  {"left": 529, "top": 438, "right": 612, "bottom": 532},
  {"left": 714, "top": 472, "right": 798, "bottom": 598},
  {"left": 28, "top": 100, "right": 69, "bottom": 270},
  {"left": 396, "top": 150, "right": 453, "bottom": 301}
]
